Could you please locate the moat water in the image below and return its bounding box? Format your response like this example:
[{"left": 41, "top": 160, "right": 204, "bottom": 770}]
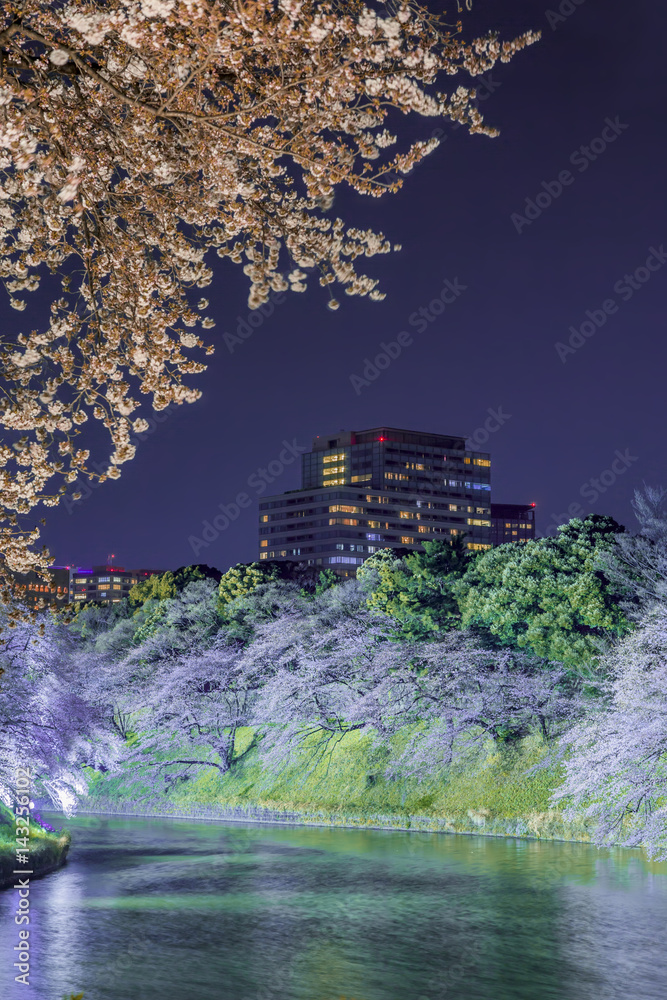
[{"left": 1, "top": 814, "right": 666, "bottom": 999}]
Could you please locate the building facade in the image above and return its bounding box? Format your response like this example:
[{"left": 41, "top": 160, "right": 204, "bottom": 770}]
[
  {"left": 259, "top": 426, "right": 493, "bottom": 576},
  {"left": 69, "top": 565, "right": 164, "bottom": 605},
  {"left": 15, "top": 566, "right": 71, "bottom": 609},
  {"left": 490, "top": 503, "right": 536, "bottom": 546}
]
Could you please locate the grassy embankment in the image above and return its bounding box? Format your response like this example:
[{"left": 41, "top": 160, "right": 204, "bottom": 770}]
[
  {"left": 83, "top": 724, "right": 593, "bottom": 843},
  {"left": 0, "top": 805, "right": 71, "bottom": 889}
]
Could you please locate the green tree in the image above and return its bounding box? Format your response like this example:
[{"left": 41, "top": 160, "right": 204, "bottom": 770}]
[
  {"left": 218, "top": 561, "right": 338, "bottom": 612},
  {"left": 218, "top": 562, "right": 283, "bottom": 610},
  {"left": 357, "top": 538, "right": 469, "bottom": 638},
  {"left": 454, "top": 515, "right": 629, "bottom": 669},
  {"left": 129, "top": 565, "right": 221, "bottom": 607}
]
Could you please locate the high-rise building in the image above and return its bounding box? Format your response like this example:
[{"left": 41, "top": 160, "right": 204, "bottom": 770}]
[
  {"left": 258, "top": 426, "right": 493, "bottom": 577},
  {"left": 490, "top": 503, "right": 536, "bottom": 546},
  {"left": 68, "top": 565, "right": 164, "bottom": 605}
]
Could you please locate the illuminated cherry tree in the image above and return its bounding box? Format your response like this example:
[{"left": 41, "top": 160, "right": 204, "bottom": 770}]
[
  {"left": 553, "top": 607, "right": 667, "bottom": 859},
  {"left": 0, "top": 614, "right": 120, "bottom": 813},
  {"left": 0, "top": 0, "right": 538, "bottom": 600}
]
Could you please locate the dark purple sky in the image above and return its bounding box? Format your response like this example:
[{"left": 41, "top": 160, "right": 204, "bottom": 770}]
[{"left": 31, "top": 0, "right": 667, "bottom": 573}]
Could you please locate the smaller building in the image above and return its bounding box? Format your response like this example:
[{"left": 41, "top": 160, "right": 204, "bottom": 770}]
[
  {"left": 14, "top": 566, "right": 71, "bottom": 609},
  {"left": 69, "top": 565, "right": 164, "bottom": 605},
  {"left": 490, "top": 503, "right": 536, "bottom": 546}
]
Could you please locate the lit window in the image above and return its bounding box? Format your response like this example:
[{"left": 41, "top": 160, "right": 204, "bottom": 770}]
[
  {"left": 474, "top": 458, "right": 491, "bottom": 467},
  {"left": 329, "top": 518, "right": 358, "bottom": 526},
  {"left": 366, "top": 533, "right": 383, "bottom": 541},
  {"left": 505, "top": 523, "right": 511, "bottom": 528},
  {"left": 74, "top": 577, "right": 89, "bottom": 584},
  {"left": 330, "top": 505, "right": 362, "bottom": 514},
  {"left": 385, "top": 473, "right": 409, "bottom": 481},
  {"left": 351, "top": 475, "right": 371, "bottom": 483},
  {"left": 418, "top": 526, "right": 430, "bottom": 534},
  {"left": 260, "top": 515, "right": 269, "bottom": 523},
  {"left": 400, "top": 536, "right": 414, "bottom": 544},
  {"left": 399, "top": 511, "right": 414, "bottom": 519},
  {"left": 323, "top": 453, "right": 345, "bottom": 463},
  {"left": 112, "top": 577, "right": 122, "bottom": 582},
  {"left": 467, "top": 542, "right": 492, "bottom": 551},
  {"left": 260, "top": 540, "right": 268, "bottom": 547},
  {"left": 467, "top": 518, "right": 491, "bottom": 527},
  {"left": 74, "top": 594, "right": 85, "bottom": 601},
  {"left": 512, "top": 531, "right": 518, "bottom": 536},
  {"left": 323, "top": 478, "right": 345, "bottom": 486},
  {"left": 464, "top": 458, "right": 471, "bottom": 465},
  {"left": 449, "top": 504, "right": 458, "bottom": 511},
  {"left": 323, "top": 465, "right": 345, "bottom": 475}
]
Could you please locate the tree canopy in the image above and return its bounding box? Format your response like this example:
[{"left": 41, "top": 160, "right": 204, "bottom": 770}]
[
  {"left": 357, "top": 537, "right": 469, "bottom": 638},
  {"left": 128, "top": 563, "right": 221, "bottom": 606},
  {"left": 454, "top": 515, "right": 629, "bottom": 668}
]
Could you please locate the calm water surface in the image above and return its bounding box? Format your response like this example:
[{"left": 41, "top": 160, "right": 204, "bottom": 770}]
[{"left": 1, "top": 814, "right": 666, "bottom": 1000}]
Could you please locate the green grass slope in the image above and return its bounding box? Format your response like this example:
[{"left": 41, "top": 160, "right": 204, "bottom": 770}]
[
  {"left": 83, "top": 725, "right": 592, "bottom": 843},
  {"left": 0, "top": 804, "right": 71, "bottom": 889}
]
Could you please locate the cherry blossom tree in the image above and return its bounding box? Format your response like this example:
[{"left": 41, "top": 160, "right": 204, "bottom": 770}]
[
  {"left": 119, "top": 640, "right": 260, "bottom": 786},
  {"left": 241, "top": 586, "right": 582, "bottom": 781},
  {"left": 0, "top": 0, "right": 538, "bottom": 597},
  {"left": 0, "top": 613, "right": 120, "bottom": 813},
  {"left": 600, "top": 486, "right": 667, "bottom": 618},
  {"left": 552, "top": 607, "right": 667, "bottom": 859}
]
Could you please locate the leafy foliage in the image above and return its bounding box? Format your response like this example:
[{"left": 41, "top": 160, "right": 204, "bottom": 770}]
[
  {"left": 218, "top": 561, "right": 285, "bottom": 609},
  {"left": 128, "top": 564, "right": 221, "bottom": 606},
  {"left": 357, "top": 538, "right": 469, "bottom": 638},
  {"left": 454, "top": 515, "right": 628, "bottom": 668}
]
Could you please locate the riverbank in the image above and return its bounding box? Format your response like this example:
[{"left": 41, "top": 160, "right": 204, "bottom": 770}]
[
  {"left": 0, "top": 807, "right": 71, "bottom": 889},
  {"left": 79, "top": 726, "right": 596, "bottom": 845}
]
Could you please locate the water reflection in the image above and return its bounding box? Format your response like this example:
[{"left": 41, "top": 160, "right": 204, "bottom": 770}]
[{"left": 1, "top": 816, "right": 666, "bottom": 1000}]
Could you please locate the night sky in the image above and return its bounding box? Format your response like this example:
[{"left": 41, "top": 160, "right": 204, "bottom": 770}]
[{"left": 26, "top": 0, "right": 667, "bottom": 574}]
